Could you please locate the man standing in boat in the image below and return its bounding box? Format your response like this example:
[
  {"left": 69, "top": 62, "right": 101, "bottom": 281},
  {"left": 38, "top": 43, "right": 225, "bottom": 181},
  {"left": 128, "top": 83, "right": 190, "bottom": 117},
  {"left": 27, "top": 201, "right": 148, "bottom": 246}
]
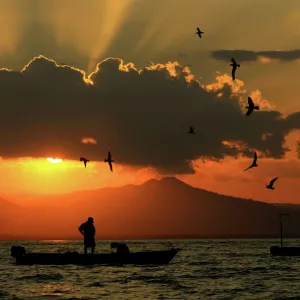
[{"left": 78, "top": 217, "right": 96, "bottom": 255}]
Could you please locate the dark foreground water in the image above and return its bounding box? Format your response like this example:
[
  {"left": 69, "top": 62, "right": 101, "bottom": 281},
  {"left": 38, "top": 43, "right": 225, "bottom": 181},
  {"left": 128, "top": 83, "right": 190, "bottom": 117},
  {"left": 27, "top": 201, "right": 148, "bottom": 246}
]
[{"left": 1, "top": 239, "right": 300, "bottom": 299}]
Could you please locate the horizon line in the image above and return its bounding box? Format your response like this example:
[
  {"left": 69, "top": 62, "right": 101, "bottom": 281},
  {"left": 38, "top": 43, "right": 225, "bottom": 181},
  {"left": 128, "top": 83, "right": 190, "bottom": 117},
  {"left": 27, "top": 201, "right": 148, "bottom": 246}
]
[{"left": 2, "top": 234, "right": 300, "bottom": 241}]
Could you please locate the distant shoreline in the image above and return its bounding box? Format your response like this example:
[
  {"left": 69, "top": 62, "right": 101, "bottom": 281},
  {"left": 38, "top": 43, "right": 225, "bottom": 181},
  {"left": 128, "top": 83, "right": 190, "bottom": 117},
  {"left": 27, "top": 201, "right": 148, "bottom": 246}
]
[{"left": 2, "top": 234, "right": 300, "bottom": 241}]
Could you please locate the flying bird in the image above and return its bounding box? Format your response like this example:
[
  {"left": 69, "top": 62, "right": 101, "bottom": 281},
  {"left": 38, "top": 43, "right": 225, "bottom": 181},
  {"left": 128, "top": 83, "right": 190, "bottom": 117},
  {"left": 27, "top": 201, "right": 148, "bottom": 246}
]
[
  {"left": 266, "top": 177, "right": 278, "bottom": 190},
  {"left": 188, "top": 126, "right": 196, "bottom": 134},
  {"left": 80, "top": 157, "right": 89, "bottom": 168},
  {"left": 230, "top": 58, "right": 240, "bottom": 80},
  {"left": 245, "top": 97, "right": 259, "bottom": 116},
  {"left": 244, "top": 152, "right": 258, "bottom": 171},
  {"left": 104, "top": 151, "right": 114, "bottom": 172},
  {"left": 196, "top": 28, "right": 204, "bottom": 38}
]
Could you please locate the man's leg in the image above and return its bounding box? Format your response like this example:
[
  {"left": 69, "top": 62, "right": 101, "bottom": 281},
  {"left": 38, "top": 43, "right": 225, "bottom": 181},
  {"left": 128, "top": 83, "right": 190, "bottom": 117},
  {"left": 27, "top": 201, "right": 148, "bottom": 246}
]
[
  {"left": 91, "top": 246, "right": 95, "bottom": 255},
  {"left": 84, "top": 245, "right": 87, "bottom": 255}
]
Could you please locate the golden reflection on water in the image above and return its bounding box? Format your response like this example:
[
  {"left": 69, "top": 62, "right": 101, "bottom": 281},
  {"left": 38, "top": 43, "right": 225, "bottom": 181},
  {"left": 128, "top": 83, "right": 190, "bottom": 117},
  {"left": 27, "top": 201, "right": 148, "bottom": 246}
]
[
  {"left": 40, "top": 240, "right": 68, "bottom": 243},
  {"left": 41, "top": 283, "right": 74, "bottom": 296}
]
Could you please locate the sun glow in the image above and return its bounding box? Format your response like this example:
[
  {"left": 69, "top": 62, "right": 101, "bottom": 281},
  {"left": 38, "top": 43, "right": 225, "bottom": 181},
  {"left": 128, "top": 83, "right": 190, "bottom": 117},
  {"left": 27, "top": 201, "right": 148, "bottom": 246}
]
[{"left": 47, "top": 158, "right": 63, "bottom": 164}]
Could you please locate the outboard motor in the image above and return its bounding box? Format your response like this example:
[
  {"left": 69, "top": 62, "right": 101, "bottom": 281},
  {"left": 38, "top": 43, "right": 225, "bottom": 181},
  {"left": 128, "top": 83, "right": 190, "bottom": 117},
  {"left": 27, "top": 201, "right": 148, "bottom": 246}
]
[
  {"left": 111, "top": 242, "right": 130, "bottom": 255},
  {"left": 11, "top": 246, "right": 26, "bottom": 258}
]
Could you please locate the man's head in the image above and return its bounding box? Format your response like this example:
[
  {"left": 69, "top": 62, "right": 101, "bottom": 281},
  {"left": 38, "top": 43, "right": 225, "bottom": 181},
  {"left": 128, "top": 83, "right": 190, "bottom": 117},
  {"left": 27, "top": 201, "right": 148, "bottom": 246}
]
[{"left": 88, "top": 217, "right": 94, "bottom": 223}]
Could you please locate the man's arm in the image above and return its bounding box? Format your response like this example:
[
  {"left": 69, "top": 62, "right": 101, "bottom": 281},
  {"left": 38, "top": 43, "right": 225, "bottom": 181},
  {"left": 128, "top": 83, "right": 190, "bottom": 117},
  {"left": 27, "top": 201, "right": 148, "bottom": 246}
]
[{"left": 78, "top": 223, "right": 84, "bottom": 235}]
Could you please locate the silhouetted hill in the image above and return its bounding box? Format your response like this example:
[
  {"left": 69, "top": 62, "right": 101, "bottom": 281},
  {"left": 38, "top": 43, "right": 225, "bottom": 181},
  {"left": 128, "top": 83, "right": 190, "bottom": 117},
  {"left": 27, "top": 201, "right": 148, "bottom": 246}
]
[
  {"left": 1, "top": 177, "right": 300, "bottom": 240},
  {"left": 274, "top": 203, "right": 300, "bottom": 212},
  {"left": 0, "top": 198, "right": 24, "bottom": 236}
]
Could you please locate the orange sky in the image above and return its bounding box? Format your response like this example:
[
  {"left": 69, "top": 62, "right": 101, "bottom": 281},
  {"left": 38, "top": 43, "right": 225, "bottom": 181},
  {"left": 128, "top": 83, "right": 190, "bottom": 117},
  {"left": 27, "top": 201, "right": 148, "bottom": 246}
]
[
  {"left": 0, "top": 0, "right": 300, "bottom": 204},
  {"left": 1, "top": 129, "right": 300, "bottom": 203}
]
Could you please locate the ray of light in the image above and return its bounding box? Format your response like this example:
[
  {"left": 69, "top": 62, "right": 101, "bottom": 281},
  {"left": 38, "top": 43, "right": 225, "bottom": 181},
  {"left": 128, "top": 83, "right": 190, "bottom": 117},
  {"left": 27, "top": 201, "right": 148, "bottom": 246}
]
[{"left": 87, "top": 0, "right": 134, "bottom": 72}]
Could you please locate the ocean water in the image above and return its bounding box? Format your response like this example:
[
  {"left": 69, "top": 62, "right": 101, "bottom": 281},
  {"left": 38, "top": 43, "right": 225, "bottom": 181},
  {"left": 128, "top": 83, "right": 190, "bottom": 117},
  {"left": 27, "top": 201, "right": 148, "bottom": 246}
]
[{"left": 1, "top": 239, "right": 300, "bottom": 299}]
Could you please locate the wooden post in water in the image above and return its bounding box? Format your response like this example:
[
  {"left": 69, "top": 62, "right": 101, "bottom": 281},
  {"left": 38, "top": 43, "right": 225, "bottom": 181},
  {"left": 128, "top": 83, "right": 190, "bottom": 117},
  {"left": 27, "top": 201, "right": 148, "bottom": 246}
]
[
  {"left": 279, "top": 212, "right": 290, "bottom": 248},
  {"left": 279, "top": 213, "right": 283, "bottom": 247}
]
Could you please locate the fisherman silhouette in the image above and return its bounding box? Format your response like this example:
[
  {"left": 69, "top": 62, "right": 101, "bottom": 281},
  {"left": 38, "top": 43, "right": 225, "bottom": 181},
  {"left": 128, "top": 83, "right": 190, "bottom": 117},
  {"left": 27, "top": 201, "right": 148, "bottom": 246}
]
[
  {"left": 245, "top": 97, "right": 259, "bottom": 116},
  {"left": 196, "top": 27, "right": 204, "bottom": 38},
  {"left": 230, "top": 58, "right": 240, "bottom": 80},
  {"left": 78, "top": 217, "right": 96, "bottom": 255}
]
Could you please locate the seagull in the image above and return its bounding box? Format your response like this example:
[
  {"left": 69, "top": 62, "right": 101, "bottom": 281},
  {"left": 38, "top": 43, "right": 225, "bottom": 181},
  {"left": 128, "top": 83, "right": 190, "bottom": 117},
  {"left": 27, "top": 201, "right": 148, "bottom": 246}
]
[
  {"left": 196, "top": 28, "right": 204, "bottom": 38},
  {"left": 80, "top": 157, "right": 89, "bottom": 168},
  {"left": 188, "top": 126, "right": 196, "bottom": 134},
  {"left": 245, "top": 97, "right": 259, "bottom": 116},
  {"left": 104, "top": 151, "right": 114, "bottom": 172},
  {"left": 266, "top": 177, "right": 278, "bottom": 190},
  {"left": 230, "top": 58, "right": 240, "bottom": 81},
  {"left": 244, "top": 152, "right": 258, "bottom": 171}
]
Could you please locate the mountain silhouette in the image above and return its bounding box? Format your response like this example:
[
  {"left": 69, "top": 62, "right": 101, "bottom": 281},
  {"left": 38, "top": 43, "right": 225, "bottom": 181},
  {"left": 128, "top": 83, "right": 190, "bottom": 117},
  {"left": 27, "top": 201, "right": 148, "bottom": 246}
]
[
  {"left": 1, "top": 177, "right": 300, "bottom": 239},
  {"left": 0, "top": 198, "right": 24, "bottom": 236}
]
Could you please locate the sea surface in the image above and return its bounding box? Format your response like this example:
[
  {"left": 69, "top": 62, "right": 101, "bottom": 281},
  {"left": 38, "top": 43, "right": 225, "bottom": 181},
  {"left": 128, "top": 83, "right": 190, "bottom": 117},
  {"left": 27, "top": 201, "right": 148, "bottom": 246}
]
[{"left": 1, "top": 239, "right": 300, "bottom": 299}]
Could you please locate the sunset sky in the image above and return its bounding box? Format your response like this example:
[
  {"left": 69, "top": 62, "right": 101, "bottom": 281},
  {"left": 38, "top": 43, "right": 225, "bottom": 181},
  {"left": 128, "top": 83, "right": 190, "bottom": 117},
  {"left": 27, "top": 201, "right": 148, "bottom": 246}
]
[{"left": 1, "top": 0, "right": 300, "bottom": 203}]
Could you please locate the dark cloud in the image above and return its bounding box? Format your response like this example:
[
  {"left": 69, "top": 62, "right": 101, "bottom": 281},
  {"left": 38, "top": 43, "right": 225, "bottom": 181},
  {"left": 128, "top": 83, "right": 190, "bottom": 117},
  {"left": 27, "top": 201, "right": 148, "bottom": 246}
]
[
  {"left": 0, "top": 56, "right": 299, "bottom": 174},
  {"left": 211, "top": 49, "right": 300, "bottom": 62}
]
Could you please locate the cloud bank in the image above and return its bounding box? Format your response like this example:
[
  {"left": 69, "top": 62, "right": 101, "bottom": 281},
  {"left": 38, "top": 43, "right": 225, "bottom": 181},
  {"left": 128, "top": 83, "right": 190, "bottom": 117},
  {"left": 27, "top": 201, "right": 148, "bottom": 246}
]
[
  {"left": 211, "top": 49, "right": 300, "bottom": 63},
  {"left": 0, "top": 55, "right": 299, "bottom": 174}
]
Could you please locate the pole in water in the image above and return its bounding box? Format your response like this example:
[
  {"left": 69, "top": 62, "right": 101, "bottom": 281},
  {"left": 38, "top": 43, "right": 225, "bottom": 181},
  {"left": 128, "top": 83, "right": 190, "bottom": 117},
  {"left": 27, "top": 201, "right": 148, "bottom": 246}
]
[{"left": 279, "top": 212, "right": 290, "bottom": 248}]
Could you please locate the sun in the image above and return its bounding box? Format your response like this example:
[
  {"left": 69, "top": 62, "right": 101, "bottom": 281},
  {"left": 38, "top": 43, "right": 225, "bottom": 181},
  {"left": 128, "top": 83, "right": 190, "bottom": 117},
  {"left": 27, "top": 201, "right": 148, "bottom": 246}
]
[{"left": 47, "top": 158, "right": 63, "bottom": 164}]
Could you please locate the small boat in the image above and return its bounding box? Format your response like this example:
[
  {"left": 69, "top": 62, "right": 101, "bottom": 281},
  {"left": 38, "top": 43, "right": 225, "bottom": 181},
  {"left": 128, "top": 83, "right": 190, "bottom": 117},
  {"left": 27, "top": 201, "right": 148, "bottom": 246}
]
[
  {"left": 11, "top": 245, "right": 181, "bottom": 266},
  {"left": 270, "top": 246, "right": 300, "bottom": 256},
  {"left": 269, "top": 212, "right": 300, "bottom": 256}
]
